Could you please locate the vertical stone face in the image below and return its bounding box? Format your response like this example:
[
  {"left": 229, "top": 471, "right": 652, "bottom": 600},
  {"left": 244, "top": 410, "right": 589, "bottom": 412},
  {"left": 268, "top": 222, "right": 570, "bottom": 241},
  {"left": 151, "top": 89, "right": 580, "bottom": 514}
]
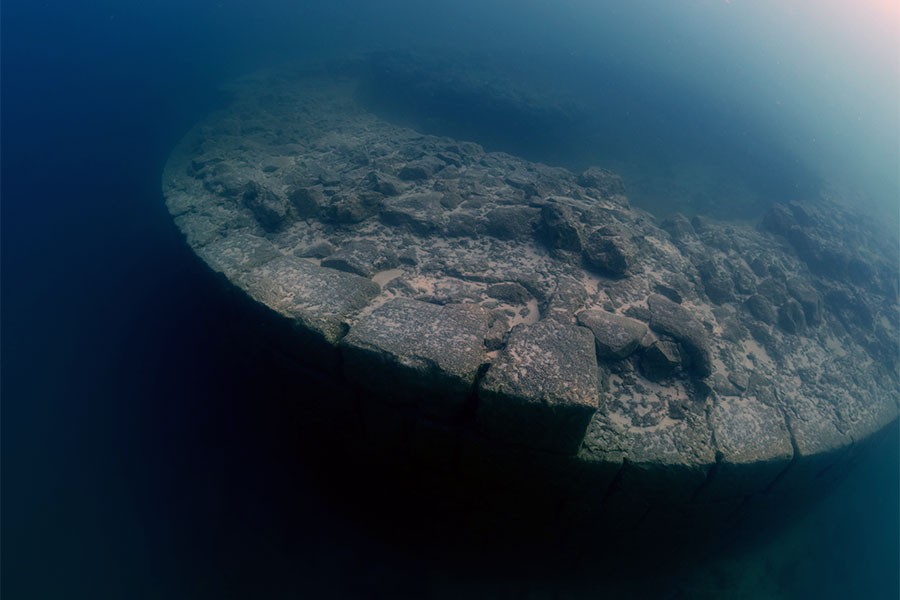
[
  {"left": 341, "top": 298, "right": 490, "bottom": 421},
  {"left": 699, "top": 395, "right": 794, "bottom": 501},
  {"left": 242, "top": 255, "right": 381, "bottom": 345},
  {"left": 576, "top": 373, "right": 716, "bottom": 531},
  {"left": 237, "top": 255, "right": 381, "bottom": 374},
  {"left": 774, "top": 390, "right": 855, "bottom": 495},
  {"left": 165, "top": 69, "right": 900, "bottom": 536},
  {"left": 477, "top": 320, "right": 600, "bottom": 454}
]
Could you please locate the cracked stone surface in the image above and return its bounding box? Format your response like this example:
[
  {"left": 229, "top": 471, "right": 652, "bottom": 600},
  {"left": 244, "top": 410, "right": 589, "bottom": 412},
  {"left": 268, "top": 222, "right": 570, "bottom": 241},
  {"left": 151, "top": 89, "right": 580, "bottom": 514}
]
[
  {"left": 478, "top": 319, "right": 600, "bottom": 454},
  {"left": 163, "top": 64, "right": 899, "bottom": 519},
  {"left": 342, "top": 297, "right": 489, "bottom": 420}
]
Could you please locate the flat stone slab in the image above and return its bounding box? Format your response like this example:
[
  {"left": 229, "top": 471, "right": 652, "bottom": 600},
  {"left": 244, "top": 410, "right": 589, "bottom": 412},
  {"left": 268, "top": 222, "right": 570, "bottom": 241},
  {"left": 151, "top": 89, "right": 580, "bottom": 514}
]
[
  {"left": 477, "top": 320, "right": 599, "bottom": 454},
  {"left": 578, "top": 374, "right": 715, "bottom": 524},
  {"left": 341, "top": 298, "right": 489, "bottom": 420},
  {"left": 163, "top": 63, "right": 899, "bottom": 518},
  {"left": 242, "top": 255, "right": 380, "bottom": 345},
  {"left": 701, "top": 395, "right": 794, "bottom": 500}
]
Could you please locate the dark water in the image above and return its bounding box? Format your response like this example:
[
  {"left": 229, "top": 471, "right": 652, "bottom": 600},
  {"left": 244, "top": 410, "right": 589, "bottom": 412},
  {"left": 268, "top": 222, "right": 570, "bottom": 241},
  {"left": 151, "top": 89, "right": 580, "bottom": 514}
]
[{"left": 3, "top": 1, "right": 897, "bottom": 598}]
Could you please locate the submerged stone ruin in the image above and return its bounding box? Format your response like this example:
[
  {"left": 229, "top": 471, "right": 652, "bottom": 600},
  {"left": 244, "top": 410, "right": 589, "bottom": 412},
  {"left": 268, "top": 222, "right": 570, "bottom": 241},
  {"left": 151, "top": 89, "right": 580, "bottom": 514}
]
[{"left": 163, "top": 65, "right": 899, "bottom": 543}]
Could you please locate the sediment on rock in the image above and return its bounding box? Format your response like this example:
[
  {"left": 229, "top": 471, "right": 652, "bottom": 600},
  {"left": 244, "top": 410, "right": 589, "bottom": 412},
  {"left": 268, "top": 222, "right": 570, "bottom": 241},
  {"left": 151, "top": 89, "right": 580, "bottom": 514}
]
[{"left": 163, "top": 64, "right": 900, "bottom": 532}]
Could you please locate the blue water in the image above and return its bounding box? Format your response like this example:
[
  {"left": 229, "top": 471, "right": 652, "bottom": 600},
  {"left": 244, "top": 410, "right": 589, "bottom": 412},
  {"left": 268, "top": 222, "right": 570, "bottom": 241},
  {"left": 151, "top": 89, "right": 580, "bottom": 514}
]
[{"left": 3, "top": 1, "right": 897, "bottom": 598}]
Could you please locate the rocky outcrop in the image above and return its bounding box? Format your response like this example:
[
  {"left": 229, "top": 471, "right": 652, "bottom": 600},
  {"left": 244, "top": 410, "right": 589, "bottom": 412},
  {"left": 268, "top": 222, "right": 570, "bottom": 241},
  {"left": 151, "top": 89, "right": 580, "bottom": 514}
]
[{"left": 163, "top": 67, "right": 899, "bottom": 535}]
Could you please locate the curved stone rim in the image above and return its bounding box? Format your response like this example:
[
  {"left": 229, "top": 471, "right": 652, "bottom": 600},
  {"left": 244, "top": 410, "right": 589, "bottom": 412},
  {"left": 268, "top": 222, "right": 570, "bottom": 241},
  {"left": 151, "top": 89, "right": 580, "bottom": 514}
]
[{"left": 162, "top": 66, "right": 899, "bottom": 525}]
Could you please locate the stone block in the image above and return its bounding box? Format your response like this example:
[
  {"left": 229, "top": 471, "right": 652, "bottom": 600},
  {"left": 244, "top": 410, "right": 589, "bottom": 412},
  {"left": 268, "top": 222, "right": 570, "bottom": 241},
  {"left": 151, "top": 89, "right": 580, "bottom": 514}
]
[
  {"left": 477, "top": 320, "right": 599, "bottom": 453},
  {"left": 341, "top": 298, "right": 489, "bottom": 420},
  {"left": 699, "top": 395, "right": 794, "bottom": 501},
  {"left": 577, "top": 309, "right": 647, "bottom": 360},
  {"left": 241, "top": 255, "right": 380, "bottom": 372},
  {"left": 647, "top": 294, "right": 712, "bottom": 377}
]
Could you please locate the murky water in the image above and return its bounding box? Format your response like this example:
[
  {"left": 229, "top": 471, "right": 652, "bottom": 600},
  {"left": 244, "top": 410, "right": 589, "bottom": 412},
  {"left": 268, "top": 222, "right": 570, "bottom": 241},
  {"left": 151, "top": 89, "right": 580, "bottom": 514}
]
[{"left": 4, "top": 1, "right": 897, "bottom": 598}]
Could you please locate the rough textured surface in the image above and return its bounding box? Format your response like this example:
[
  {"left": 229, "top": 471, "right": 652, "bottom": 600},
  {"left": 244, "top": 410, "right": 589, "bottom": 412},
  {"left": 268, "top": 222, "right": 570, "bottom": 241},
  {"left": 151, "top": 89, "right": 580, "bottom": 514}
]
[
  {"left": 646, "top": 293, "right": 713, "bottom": 378},
  {"left": 341, "top": 298, "right": 489, "bottom": 419},
  {"left": 242, "top": 254, "right": 380, "bottom": 345},
  {"left": 577, "top": 309, "right": 647, "bottom": 359},
  {"left": 702, "top": 396, "right": 794, "bottom": 500},
  {"left": 477, "top": 320, "right": 600, "bottom": 454},
  {"left": 163, "top": 64, "right": 899, "bottom": 523}
]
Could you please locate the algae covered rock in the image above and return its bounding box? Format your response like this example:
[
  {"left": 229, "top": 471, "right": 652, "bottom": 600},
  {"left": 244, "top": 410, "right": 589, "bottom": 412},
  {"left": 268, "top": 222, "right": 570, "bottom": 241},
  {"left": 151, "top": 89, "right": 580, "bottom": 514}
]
[{"left": 163, "top": 65, "right": 899, "bottom": 531}]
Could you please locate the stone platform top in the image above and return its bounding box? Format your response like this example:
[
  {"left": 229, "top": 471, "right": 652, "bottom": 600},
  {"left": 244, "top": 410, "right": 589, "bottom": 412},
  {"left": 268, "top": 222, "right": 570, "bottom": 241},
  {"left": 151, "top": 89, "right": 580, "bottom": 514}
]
[{"left": 163, "top": 65, "right": 898, "bottom": 503}]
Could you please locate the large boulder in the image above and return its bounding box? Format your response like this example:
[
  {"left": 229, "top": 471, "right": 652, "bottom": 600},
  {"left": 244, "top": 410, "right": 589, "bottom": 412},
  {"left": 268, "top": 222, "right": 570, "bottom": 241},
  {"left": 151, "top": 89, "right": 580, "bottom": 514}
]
[
  {"left": 242, "top": 181, "right": 290, "bottom": 231},
  {"left": 287, "top": 185, "right": 324, "bottom": 218},
  {"left": 485, "top": 206, "right": 539, "bottom": 240},
  {"left": 697, "top": 259, "right": 735, "bottom": 304},
  {"left": 578, "top": 167, "right": 626, "bottom": 197},
  {"left": 536, "top": 201, "right": 583, "bottom": 252},
  {"left": 640, "top": 340, "right": 681, "bottom": 381},
  {"left": 744, "top": 294, "right": 777, "bottom": 325},
  {"left": 366, "top": 170, "right": 402, "bottom": 196},
  {"left": 777, "top": 299, "right": 806, "bottom": 335},
  {"left": 577, "top": 309, "right": 647, "bottom": 360},
  {"left": 323, "top": 192, "right": 382, "bottom": 224},
  {"left": 545, "top": 276, "right": 589, "bottom": 324},
  {"left": 582, "top": 229, "right": 633, "bottom": 277},
  {"left": 382, "top": 192, "right": 446, "bottom": 234},
  {"left": 646, "top": 294, "right": 712, "bottom": 378}
]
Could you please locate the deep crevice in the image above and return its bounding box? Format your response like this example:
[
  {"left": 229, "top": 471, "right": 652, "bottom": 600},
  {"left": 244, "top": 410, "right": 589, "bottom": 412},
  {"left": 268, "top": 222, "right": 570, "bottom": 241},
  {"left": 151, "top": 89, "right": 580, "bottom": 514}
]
[
  {"left": 599, "top": 459, "right": 629, "bottom": 508},
  {"left": 763, "top": 406, "right": 801, "bottom": 496},
  {"left": 690, "top": 400, "right": 723, "bottom": 502}
]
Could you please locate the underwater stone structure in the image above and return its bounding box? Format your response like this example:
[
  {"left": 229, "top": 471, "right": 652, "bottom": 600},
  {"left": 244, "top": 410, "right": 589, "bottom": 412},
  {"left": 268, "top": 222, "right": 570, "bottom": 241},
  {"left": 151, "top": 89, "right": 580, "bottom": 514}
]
[{"left": 163, "top": 66, "right": 899, "bottom": 540}]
